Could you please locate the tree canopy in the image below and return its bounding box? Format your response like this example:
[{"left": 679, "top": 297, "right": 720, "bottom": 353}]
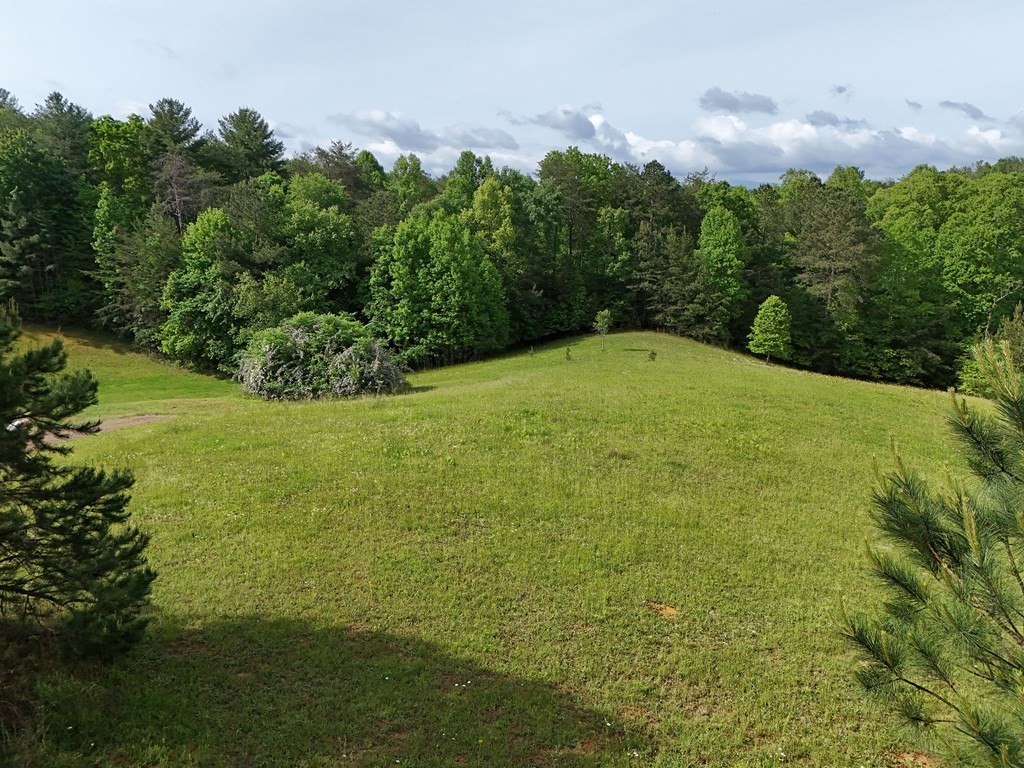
[{"left": 0, "top": 85, "right": 1023, "bottom": 388}]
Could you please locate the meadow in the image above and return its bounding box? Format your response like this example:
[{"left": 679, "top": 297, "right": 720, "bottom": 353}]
[{"left": 8, "top": 329, "right": 962, "bottom": 767}]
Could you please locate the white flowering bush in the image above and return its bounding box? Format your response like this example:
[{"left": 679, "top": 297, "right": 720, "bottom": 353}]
[{"left": 236, "top": 312, "right": 409, "bottom": 400}]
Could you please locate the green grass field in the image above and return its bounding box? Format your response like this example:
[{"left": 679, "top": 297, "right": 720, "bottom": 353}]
[{"left": 8, "top": 329, "right": 963, "bottom": 767}]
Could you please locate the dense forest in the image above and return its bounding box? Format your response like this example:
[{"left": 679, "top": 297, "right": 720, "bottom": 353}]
[{"left": 2, "top": 87, "right": 1024, "bottom": 389}]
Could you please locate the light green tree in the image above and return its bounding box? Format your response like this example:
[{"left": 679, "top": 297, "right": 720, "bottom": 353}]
[
  {"left": 685, "top": 205, "right": 748, "bottom": 344},
  {"left": 369, "top": 210, "right": 508, "bottom": 364},
  {"left": 748, "top": 295, "right": 792, "bottom": 362}
]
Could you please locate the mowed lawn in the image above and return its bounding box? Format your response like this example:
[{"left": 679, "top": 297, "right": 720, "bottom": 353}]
[{"left": 11, "top": 329, "right": 962, "bottom": 767}]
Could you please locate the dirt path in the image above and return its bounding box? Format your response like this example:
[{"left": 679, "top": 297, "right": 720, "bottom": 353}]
[{"left": 47, "top": 413, "right": 174, "bottom": 444}]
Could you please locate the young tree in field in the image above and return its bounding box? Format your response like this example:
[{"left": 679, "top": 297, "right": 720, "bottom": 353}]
[
  {"left": 594, "top": 308, "right": 612, "bottom": 350},
  {"left": 844, "top": 340, "right": 1024, "bottom": 766},
  {"left": 748, "top": 295, "right": 792, "bottom": 362},
  {"left": 0, "top": 306, "right": 154, "bottom": 655}
]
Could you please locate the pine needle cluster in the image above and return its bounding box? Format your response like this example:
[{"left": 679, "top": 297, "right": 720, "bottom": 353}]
[{"left": 845, "top": 340, "right": 1024, "bottom": 765}]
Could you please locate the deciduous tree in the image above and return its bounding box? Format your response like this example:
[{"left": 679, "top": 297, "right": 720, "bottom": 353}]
[{"left": 748, "top": 295, "right": 792, "bottom": 362}]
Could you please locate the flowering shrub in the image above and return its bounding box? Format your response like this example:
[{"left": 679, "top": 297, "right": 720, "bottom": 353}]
[{"left": 236, "top": 312, "right": 408, "bottom": 400}]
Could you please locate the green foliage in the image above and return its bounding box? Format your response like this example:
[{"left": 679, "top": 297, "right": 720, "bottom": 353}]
[
  {"left": 748, "top": 295, "right": 792, "bottom": 362},
  {"left": 209, "top": 107, "right": 284, "bottom": 184},
  {"left": 145, "top": 98, "right": 201, "bottom": 157},
  {"left": 0, "top": 307, "right": 154, "bottom": 656},
  {"left": 937, "top": 172, "right": 1024, "bottom": 335},
  {"left": 31, "top": 92, "right": 93, "bottom": 178},
  {"left": 159, "top": 172, "right": 360, "bottom": 370},
  {"left": 236, "top": 312, "right": 408, "bottom": 400},
  {"left": 369, "top": 210, "right": 509, "bottom": 364},
  {"left": 0, "top": 130, "right": 97, "bottom": 321},
  {"left": 388, "top": 153, "right": 437, "bottom": 217},
  {"left": 682, "top": 205, "right": 748, "bottom": 344},
  {"left": 845, "top": 340, "right": 1024, "bottom": 765},
  {"left": 958, "top": 303, "right": 1024, "bottom": 395},
  {"left": 159, "top": 207, "right": 237, "bottom": 370},
  {"left": 95, "top": 206, "right": 181, "bottom": 349}
]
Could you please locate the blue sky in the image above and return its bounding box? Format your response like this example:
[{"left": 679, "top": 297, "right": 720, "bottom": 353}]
[{"left": 4, "top": 0, "right": 1023, "bottom": 184}]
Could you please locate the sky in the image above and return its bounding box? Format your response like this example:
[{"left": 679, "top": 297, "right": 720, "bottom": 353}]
[{"left": 3, "top": 0, "right": 1024, "bottom": 185}]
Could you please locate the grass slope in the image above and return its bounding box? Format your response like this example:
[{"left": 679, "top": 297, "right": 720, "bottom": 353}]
[{"left": 11, "top": 330, "right": 961, "bottom": 767}]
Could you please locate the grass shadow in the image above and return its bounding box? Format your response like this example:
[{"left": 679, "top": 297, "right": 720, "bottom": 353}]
[
  {"left": 24, "top": 325, "right": 136, "bottom": 355},
  {"left": 14, "top": 616, "right": 633, "bottom": 767}
]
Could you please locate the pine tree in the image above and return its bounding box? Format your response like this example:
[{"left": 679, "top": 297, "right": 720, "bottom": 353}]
[
  {"left": 844, "top": 340, "right": 1024, "bottom": 766},
  {"left": 0, "top": 306, "right": 154, "bottom": 655},
  {"left": 748, "top": 295, "right": 792, "bottom": 362}
]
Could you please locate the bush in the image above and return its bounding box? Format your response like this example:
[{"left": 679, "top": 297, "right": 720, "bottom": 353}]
[{"left": 236, "top": 312, "right": 409, "bottom": 400}]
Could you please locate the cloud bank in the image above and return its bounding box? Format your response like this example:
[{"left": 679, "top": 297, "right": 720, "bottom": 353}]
[
  {"left": 323, "top": 100, "right": 1024, "bottom": 185},
  {"left": 327, "top": 109, "right": 519, "bottom": 153}
]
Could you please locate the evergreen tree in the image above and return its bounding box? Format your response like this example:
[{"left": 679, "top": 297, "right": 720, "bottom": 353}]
[
  {"left": 748, "top": 295, "right": 792, "bottom": 362},
  {"left": 211, "top": 107, "right": 284, "bottom": 184},
  {"left": 0, "top": 130, "right": 97, "bottom": 320},
  {"left": 146, "top": 97, "right": 201, "bottom": 156},
  {"left": 845, "top": 340, "right": 1024, "bottom": 766},
  {"left": 0, "top": 306, "right": 154, "bottom": 655}
]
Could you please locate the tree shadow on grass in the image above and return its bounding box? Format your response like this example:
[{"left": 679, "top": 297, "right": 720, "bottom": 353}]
[
  {"left": 407, "top": 385, "right": 437, "bottom": 394},
  {"left": 22, "top": 616, "right": 636, "bottom": 767}
]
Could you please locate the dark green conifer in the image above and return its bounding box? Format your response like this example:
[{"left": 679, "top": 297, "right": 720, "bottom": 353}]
[
  {"left": 845, "top": 340, "right": 1024, "bottom": 765},
  {"left": 0, "top": 305, "right": 154, "bottom": 656}
]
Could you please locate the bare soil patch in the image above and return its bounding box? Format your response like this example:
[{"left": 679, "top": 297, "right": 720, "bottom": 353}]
[
  {"left": 647, "top": 602, "right": 678, "bottom": 619},
  {"left": 46, "top": 413, "right": 174, "bottom": 444}
]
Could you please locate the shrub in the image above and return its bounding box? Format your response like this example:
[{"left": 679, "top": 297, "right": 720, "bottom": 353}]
[{"left": 236, "top": 312, "right": 408, "bottom": 400}]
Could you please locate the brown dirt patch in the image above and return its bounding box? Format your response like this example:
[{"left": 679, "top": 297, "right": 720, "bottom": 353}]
[
  {"left": 895, "top": 752, "right": 937, "bottom": 767},
  {"left": 647, "top": 602, "right": 677, "bottom": 619},
  {"left": 48, "top": 413, "right": 173, "bottom": 443}
]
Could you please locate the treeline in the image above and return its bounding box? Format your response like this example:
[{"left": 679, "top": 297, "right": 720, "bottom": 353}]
[{"left": 2, "top": 88, "right": 1024, "bottom": 388}]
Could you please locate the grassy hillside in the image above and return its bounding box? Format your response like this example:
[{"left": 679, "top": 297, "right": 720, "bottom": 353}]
[{"left": 10, "top": 329, "right": 962, "bottom": 767}]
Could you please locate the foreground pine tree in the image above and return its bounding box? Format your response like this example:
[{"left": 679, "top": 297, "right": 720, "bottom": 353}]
[
  {"left": 844, "top": 340, "right": 1024, "bottom": 766},
  {"left": 0, "top": 306, "right": 154, "bottom": 656}
]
